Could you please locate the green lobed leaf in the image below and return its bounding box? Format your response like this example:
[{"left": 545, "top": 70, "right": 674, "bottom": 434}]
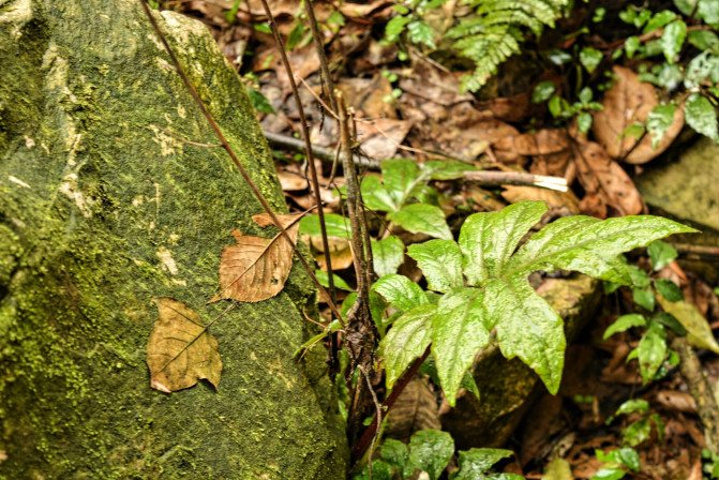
[
  {"left": 604, "top": 314, "right": 647, "bottom": 340},
  {"left": 580, "top": 47, "right": 603, "bottom": 73},
  {"left": 636, "top": 321, "right": 667, "bottom": 383},
  {"left": 647, "top": 104, "right": 678, "bottom": 148},
  {"left": 379, "top": 438, "right": 409, "bottom": 469},
  {"left": 654, "top": 279, "right": 683, "bottom": 302},
  {"left": 685, "top": 93, "right": 719, "bottom": 142},
  {"left": 388, "top": 203, "right": 453, "bottom": 240},
  {"left": 405, "top": 430, "right": 455, "bottom": 480},
  {"left": 633, "top": 287, "right": 656, "bottom": 311},
  {"left": 648, "top": 240, "right": 678, "bottom": 270},
  {"left": 657, "top": 296, "right": 719, "bottom": 353},
  {"left": 352, "top": 459, "right": 395, "bottom": 480},
  {"left": 407, "top": 20, "right": 436, "bottom": 48},
  {"left": 385, "top": 14, "right": 412, "bottom": 43},
  {"left": 486, "top": 276, "right": 566, "bottom": 394},
  {"left": 532, "top": 81, "right": 556, "bottom": 103},
  {"left": 408, "top": 239, "right": 464, "bottom": 293},
  {"left": 361, "top": 175, "right": 397, "bottom": 212},
  {"left": 382, "top": 158, "right": 422, "bottom": 205},
  {"left": 453, "top": 448, "right": 514, "bottom": 478},
  {"left": 299, "top": 213, "right": 350, "bottom": 238},
  {"left": 380, "top": 304, "right": 436, "bottom": 387},
  {"left": 644, "top": 10, "right": 677, "bottom": 33},
  {"left": 373, "top": 274, "right": 428, "bottom": 313},
  {"left": 372, "top": 236, "right": 405, "bottom": 277},
  {"left": 460, "top": 201, "right": 548, "bottom": 286},
  {"left": 660, "top": 19, "right": 687, "bottom": 63},
  {"left": 622, "top": 418, "right": 652, "bottom": 447},
  {"left": 431, "top": 288, "right": 492, "bottom": 405},
  {"left": 507, "top": 214, "right": 697, "bottom": 282}
]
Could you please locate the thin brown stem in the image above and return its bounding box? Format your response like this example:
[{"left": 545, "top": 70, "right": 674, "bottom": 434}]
[
  {"left": 139, "top": 0, "right": 344, "bottom": 324},
  {"left": 304, "top": 0, "right": 338, "bottom": 115},
  {"left": 258, "top": 0, "right": 338, "bottom": 306}
]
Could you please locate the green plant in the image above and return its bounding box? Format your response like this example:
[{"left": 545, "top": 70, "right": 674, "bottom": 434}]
[
  {"left": 603, "top": 240, "right": 719, "bottom": 384},
  {"left": 591, "top": 447, "right": 641, "bottom": 480},
  {"left": 384, "top": 0, "right": 569, "bottom": 91},
  {"left": 606, "top": 399, "right": 665, "bottom": 447},
  {"left": 353, "top": 429, "right": 523, "bottom": 479},
  {"left": 378, "top": 201, "right": 694, "bottom": 404},
  {"left": 702, "top": 448, "right": 719, "bottom": 479}
]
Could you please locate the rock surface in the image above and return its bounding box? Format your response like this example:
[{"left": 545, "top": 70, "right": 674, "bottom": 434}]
[{"left": 0, "top": 0, "right": 347, "bottom": 477}]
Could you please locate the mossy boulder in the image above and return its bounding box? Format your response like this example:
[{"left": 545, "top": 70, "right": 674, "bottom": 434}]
[{"left": 0, "top": 0, "right": 347, "bottom": 478}]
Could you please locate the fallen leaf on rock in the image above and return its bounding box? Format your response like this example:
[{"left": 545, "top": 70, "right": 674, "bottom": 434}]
[
  {"left": 657, "top": 295, "right": 719, "bottom": 353},
  {"left": 216, "top": 213, "right": 300, "bottom": 302},
  {"left": 592, "top": 66, "right": 683, "bottom": 164},
  {"left": 574, "top": 141, "right": 643, "bottom": 216},
  {"left": 147, "top": 298, "right": 222, "bottom": 393}
]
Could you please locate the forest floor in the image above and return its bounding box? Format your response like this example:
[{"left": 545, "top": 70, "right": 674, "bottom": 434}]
[{"left": 163, "top": 1, "right": 719, "bottom": 478}]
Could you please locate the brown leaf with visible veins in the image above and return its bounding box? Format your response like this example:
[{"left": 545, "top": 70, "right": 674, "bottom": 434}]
[
  {"left": 592, "top": 66, "right": 683, "bottom": 164},
  {"left": 147, "top": 298, "right": 222, "bottom": 393},
  {"left": 217, "top": 213, "right": 300, "bottom": 302},
  {"left": 575, "top": 141, "right": 643, "bottom": 216}
]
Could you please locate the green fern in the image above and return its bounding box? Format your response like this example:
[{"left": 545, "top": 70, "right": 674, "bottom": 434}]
[{"left": 448, "top": 0, "right": 569, "bottom": 91}]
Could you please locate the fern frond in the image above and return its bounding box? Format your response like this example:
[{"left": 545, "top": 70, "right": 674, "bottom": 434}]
[{"left": 451, "top": 0, "right": 569, "bottom": 91}]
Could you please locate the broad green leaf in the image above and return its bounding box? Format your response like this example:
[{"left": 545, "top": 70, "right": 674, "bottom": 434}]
[
  {"left": 688, "top": 30, "right": 719, "bottom": 50},
  {"left": 388, "top": 203, "right": 452, "bottom": 240},
  {"left": 373, "top": 273, "right": 428, "bottom": 313},
  {"left": 699, "top": 0, "right": 719, "bottom": 25},
  {"left": 625, "top": 36, "right": 640, "bottom": 58},
  {"left": 633, "top": 287, "right": 656, "bottom": 311},
  {"left": 532, "top": 81, "right": 556, "bottom": 103},
  {"left": 622, "top": 418, "right": 652, "bottom": 447},
  {"left": 507, "top": 214, "right": 696, "bottom": 281},
  {"left": 424, "top": 160, "right": 476, "bottom": 180},
  {"left": 315, "top": 270, "right": 353, "bottom": 292},
  {"left": 654, "top": 311, "right": 687, "bottom": 335},
  {"left": 486, "top": 276, "right": 565, "bottom": 394},
  {"left": 381, "top": 304, "right": 436, "bottom": 387},
  {"left": 602, "top": 447, "right": 641, "bottom": 472},
  {"left": 685, "top": 52, "right": 719, "bottom": 89},
  {"left": 647, "top": 104, "right": 677, "bottom": 148},
  {"left": 591, "top": 467, "right": 627, "bottom": 480},
  {"left": 453, "top": 448, "right": 514, "bottom": 478},
  {"left": 380, "top": 438, "right": 409, "bottom": 469},
  {"left": 580, "top": 47, "right": 603, "bottom": 73},
  {"left": 674, "top": 0, "right": 696, "bottom": 16},
  {"left": 657, "top": 296, "right": 719, "bottom": 353},
  {"left": 460, "top": 201, "right": 547, "bottom": 286},
  {"left": 406, "top": 430, "right": 454, "bottom": 480},
  {"left": 361, "top": 175, "right": 397, "bottom": 212},
  {"left": 299, "top": 213, "right": 350, "bottom": 238},
  {"left": 644, "top": 10, "right": 677, "bottom": 33},
  {"left": 353, "top": 460, "right": 395, "bottom": 480},
  {"left": 648, "top": 240, "right": 677, "bottom": 270},
  {"left": 660, "top": 20, "right": 686, "bottom": 63},
  {"left": 685, "top": 93, "right": 719, "bottom": 142},
  {"left": 604, "top": 314, "right": 647, "bottom": 340},
  {"left": 408, "top": 239, "right": 464, "bottom": 293},
  {"left": 615, "top": 399, "right": 650, "bottom": 416},
  {"left": 636, "top": 322, "right": 667, "bottom": 383},
  {"left": 372, "top": 236, "right": 405, "bottom": 277},
  {"left": 431, "top": 288, "right": 492, "bottom": 405},
  {"left": 654, "top": 279, "right": 683, "bottom": 301},
  {"left": 577, "top": 112, "right": 593, "bottom": 134},
  {"left": 382, "top": 158, "right": 421, "bottom": 205}
]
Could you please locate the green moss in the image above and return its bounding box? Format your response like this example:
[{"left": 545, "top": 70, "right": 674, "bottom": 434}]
[{"left": 0, "top": 1, "right": 347, "bottom": 478}]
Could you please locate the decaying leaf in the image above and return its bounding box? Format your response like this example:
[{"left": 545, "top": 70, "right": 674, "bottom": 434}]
[
  {"left": 657, "top": 295, "right": 719, "bottom": 354},
  {"left": 592, "top": 66, "right": 683, "bottom": 164},
  {"left": 147, "top": 298, "right": 222, "bottom": 393},
  {"left": 574, "top": 141, "right": 643, "bottom": 216},
  {"left": 385, "top": 377, "right": 442, "bottom": 442},
  {"left": 501, "top": 185, "right": 580, "bottom": 215},
  {"left": 217, "top": 213, "right": 300, "bottom": 302}
]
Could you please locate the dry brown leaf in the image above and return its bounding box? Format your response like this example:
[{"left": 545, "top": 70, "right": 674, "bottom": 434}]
[
  {"left": 574, "top": 141, "right": 643, "bottom": 216},
  {"left": 217, "top": 214, "right": 299, "bottom": 302},
  {"left": 385, "top": 378, "right": 441, "bottom": 441},
  {"left": 502, "top": 185, "right": 580, "bottom": 214},
  {"left": 655, "top": 390, "right": 697, "bottom": 413},
  {"left": 146, "top": 298, "right": 222, "bottom": 393},
  {"left": 592, "top": 66, "right": 684, "bottom": 164}
]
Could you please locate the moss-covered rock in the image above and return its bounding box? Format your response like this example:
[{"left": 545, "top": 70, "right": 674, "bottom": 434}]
[{"left": 0, "top": 0, "right": 348, "bottom": 477}]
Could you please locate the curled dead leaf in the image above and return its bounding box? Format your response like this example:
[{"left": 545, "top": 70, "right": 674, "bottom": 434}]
[
  {"left": 501, "top": 185, "right": 580, "bottom": 214},
  {"left": 592, "top": 66, "right": 684, "bottom": 164},
  {"left": 217, "top": 213, "right": 300, "bottom": 303},
  {"left": 574, "top": 141, "right": 643, "bottom": 216},
  {"left": 146, "top": 298, "right": 222, "bottom": 393}
]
